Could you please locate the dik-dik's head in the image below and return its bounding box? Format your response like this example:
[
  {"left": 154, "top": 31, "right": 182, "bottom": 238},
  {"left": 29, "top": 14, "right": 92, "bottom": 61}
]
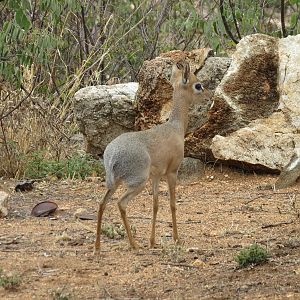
[{"left": 170, "top": 60, "right": 206, "bottom": 104}]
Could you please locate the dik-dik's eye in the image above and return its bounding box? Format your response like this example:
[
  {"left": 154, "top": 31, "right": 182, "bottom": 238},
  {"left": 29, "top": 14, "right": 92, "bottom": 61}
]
[{"left": 193, "top": 83, "right": 204, "bottom": 93}]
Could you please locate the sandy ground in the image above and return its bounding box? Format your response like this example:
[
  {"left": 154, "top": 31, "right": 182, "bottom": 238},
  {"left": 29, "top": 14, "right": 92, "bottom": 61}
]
[{"left": 1, "top": 168, "right": 300, "bottom": 300}]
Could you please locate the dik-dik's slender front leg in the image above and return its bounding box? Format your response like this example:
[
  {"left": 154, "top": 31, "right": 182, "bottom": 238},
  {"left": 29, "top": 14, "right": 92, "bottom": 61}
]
[
  {"left": 167, "top": 172, "right": 179, "bottom": 243},
  {"left": 150, "top": 177, "right": 160, "bottom": 248}
]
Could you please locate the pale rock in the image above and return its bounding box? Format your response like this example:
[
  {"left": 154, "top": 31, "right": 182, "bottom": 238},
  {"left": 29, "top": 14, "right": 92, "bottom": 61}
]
[
  {"left": 212, "top": 112, "right": 299, "bottom": 170},
  {"left": 210, "top": 34, "right": 300, "bottom": 171},
  {"left": 177, "top": 157, "right": 205, "bottom": 183},
  {"left": 0, "top": 190, "right": 9, "bottom": 217},
  {"left": 186, "top": 34, "right": 279, "bottom": 160},
  {"left": 74, "top": 83, "right": 138, "bottom": 157},
  {"left": 74, "top": 34, "right": 300, "bottom": 174},
  {"left": 278, "top": 35, "right": 300, "bottom": 128},
  {"left": 74, "top": 208, "right": 88, "bottom": 219}
]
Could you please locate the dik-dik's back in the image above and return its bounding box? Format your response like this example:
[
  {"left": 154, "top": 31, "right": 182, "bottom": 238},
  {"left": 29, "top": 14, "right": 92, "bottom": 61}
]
[{"left": 104, "top": 122, "right": 184, "bottom": 190}]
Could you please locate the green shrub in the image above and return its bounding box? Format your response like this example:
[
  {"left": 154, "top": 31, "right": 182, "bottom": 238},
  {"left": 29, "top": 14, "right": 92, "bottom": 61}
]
[
  {"left": 0, "top": 269, "right": 21, "bottom": 290},
  {"left": 235, "top": 244, "right": 270, "bottom": 268},
  {"left": 24, "top": 152, "right": 104, "bottom": 180},
  {"left": 52, "top": 288, "right": 72, "bottom": 300}
]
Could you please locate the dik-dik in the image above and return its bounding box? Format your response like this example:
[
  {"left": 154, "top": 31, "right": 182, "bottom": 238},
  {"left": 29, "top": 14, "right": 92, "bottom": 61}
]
[{"left": 95, "top": 60, "right": 209, "bottom": 253}]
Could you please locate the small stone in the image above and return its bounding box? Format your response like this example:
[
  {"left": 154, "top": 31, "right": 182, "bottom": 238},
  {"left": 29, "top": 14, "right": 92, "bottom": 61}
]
[
  {"left": 85, "top": 177, "right": 102, "bottom": 183},
  {"left": 74, "top": 208, "right": 88, "bottom": 219},
  {"left": 164, "top": 232, "right": 172, "bottom": 238},
  {"left": 192, "top": 259, "right": 207, "bottom": 268},
  {"left": 186, "top": 247, "right": 199, "bottom": 253},
  {"left": 0, "top": 190, "right": 9, "bottom": 217}
]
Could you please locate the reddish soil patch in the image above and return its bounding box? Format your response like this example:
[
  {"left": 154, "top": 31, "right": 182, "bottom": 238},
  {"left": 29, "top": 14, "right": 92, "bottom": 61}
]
[{"left": 1, "top": 169, "right": 300, "bottom": 299}]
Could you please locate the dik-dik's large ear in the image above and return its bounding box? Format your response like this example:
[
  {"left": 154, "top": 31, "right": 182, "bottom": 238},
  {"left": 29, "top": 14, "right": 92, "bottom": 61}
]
[
  {"left": 170, "top": 60, "right": 190, "bottom": 87},
  {"left": 178, "top": 61, "right": 190, "bottom": 85}
]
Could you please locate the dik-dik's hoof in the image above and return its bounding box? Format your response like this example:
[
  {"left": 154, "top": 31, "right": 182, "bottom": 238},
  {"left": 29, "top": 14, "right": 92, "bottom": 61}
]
[
  {"left": 93, "top": 244, "right": 101, "bottom": 256},
  {"left": 130, "top": 242, "right": 139, "bottom": 250},
  {"left": 93, "top": 249, "right": 100, "bottom": 256},
  {"left": 173, "top": 238, "right": 181, "bottom": 246},
  {"left": 149, "top": 238, "right": 157, "bottom": 249}
]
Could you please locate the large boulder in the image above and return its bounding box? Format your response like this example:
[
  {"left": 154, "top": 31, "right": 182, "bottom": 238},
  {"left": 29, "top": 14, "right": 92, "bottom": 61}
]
[
  {"left": 74, "top": 83, "right": 138, "bottom": 157},
  {"left": 211, "top": 112, "right": 297, "bottom": 170},
  {"left": 185, "top": 34, "right": 279, "bottom": 160},
  {"left": 210, "top": 34, "right": 300, "bottom": 171},
  {"left": 278, "top": 35, "right": 300, "bottom": 129}
]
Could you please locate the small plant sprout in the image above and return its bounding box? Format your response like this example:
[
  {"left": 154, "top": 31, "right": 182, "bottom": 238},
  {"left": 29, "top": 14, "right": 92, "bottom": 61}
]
[
  {"left": 52, "top": 287, "right": 72, "bottom": 300},
  {"left": 161, "top": 236, "right": 185, "bottom": 263},
  {"left": 102, "top": 223, "right": 126, "bottom": 239},
  {"left": 0, "top": 269, "right": 21, "bottom": 290},
  {"left": 235, "top": 244, "right": 270, "bottom": 268}
]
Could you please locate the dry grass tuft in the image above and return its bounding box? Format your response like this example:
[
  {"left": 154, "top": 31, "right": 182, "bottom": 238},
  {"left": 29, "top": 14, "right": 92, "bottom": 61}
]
[{"left": 0, "top": 81, "right": 78, "bottom": 178}]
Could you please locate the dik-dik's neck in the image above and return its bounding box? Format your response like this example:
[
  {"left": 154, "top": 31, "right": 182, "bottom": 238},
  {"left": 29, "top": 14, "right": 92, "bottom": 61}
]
[{"left": 167, "top": 91, "right": 190, "bottom": 135}]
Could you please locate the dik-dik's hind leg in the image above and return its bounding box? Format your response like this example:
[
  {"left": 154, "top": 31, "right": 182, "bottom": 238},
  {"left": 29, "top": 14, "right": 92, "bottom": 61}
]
[
  {"left": 118, "top": 182, "right": 146, "bottom": 249},
  {"left": 167, "top": 172, "right": 179, "bottom": 243},
  {"left": 94, "top": 188, "right": 116, "bottom": 254},
  {"left": 150, "top": 177, "right": 160, "bottom": 248}
]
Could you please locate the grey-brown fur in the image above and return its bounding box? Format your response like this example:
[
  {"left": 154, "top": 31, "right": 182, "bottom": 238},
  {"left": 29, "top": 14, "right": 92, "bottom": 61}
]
[{"left": 94, "top": 61, "right": 210, "bottom": 253}]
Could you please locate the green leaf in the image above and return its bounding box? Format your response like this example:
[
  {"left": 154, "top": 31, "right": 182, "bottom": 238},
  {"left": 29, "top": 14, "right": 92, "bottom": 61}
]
[
  {"left": 213, "top": 21, "right": 219, "bottom": 35},
  {"left": 8, "top": 0, "right": 20, "bottom": 10},
  {"left": 290, "top": 12, "right": 299, "bottom": 29},
  {"left": 21, "top": 0, "right": 31, "bottom": 10},
  {"left": 15, "top": 9, "right": 31, "bottom": 31},
  {"left": 289, "top": 0, "right": 300, "bottom": 5}
]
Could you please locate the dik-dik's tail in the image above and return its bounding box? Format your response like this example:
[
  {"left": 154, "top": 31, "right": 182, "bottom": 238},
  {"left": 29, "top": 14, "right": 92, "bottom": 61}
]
[
  {"left": 103, "top": 151, "right": 122, "bottom": 190},
  {"left": 104, "top": 160, "right": 117, "bottom": 190}
]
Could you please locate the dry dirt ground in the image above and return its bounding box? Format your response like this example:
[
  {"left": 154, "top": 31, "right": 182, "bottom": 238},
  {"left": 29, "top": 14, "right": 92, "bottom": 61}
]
[{"left": 1, "top": 168, "right": 300, "bottom": 300}]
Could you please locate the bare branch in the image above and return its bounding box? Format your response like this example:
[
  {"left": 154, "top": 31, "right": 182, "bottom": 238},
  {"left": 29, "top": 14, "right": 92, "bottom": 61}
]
[
  {"left": 281, "top": 0, "right": 287, "bottom": 37},
  {"left": 81, "top": 5, "right": 90, "bottom": 58},
  {"left": 228, "top": 0, "right": 242, "bottom": 40},
  {"left": 219, "top": 0, "right": 239, "bottom": 44},
  {"left": 0, "top": 86, "right": 34, "bottom": 121}
]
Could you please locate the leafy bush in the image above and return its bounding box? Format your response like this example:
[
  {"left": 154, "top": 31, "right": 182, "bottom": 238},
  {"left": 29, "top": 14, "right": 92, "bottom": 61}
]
[
  {"left": 24, "top": 152, "right": 104, "bottom": 180},
  {"left": 235, "top": 244, "right": 270, "bottom": 268}
]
